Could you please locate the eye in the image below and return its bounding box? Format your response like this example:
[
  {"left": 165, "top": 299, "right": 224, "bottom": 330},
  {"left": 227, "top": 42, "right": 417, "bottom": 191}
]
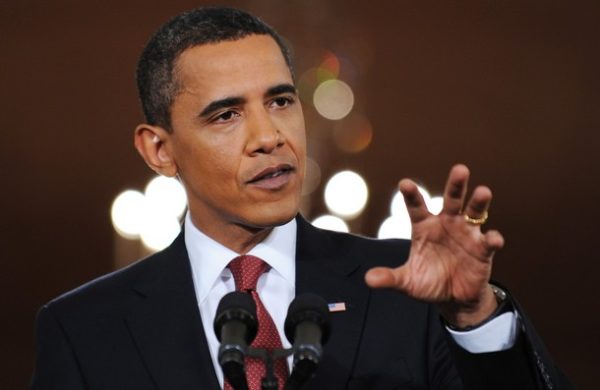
[
  {"left": 212, "top": 110, "right": 240, "bottom": 123},
  {"left": 270, "top": 96, "right": 295, "bottom": 109}
]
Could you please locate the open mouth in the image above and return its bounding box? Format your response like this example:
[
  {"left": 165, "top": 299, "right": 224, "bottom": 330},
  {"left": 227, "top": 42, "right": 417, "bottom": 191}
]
[{"left": 247, "top": 164, "right": 295, "bottom": 184}]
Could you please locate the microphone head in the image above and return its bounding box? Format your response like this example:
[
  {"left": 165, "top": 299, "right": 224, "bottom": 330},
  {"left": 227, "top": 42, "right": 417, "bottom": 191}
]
[
  {"left": 284, "top": 293, "right": 331, "bottom": 344},
  {"left": 214, "top": 291, "right": 258, "bottom": 344}
]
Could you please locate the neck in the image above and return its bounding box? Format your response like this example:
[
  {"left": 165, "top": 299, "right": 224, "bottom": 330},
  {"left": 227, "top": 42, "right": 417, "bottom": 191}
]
[{"left": 189, "top": 214, "right": 273, "bottom": 254}]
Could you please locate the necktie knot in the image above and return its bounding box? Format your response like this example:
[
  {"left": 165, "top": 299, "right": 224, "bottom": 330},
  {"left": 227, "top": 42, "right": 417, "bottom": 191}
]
[{"left": 228, "top": 255, "right": 269, "bottom": 292}]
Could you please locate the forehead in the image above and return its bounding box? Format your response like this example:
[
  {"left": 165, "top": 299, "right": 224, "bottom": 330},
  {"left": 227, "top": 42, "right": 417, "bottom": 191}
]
[{"left": 174, "top": 34, "right": 293, "bottom": 100}]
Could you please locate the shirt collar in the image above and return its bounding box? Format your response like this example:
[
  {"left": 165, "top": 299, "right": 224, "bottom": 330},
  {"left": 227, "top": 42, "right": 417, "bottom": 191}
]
[{"left": 184, "top": 213, "right": 297, "bottom": 304}]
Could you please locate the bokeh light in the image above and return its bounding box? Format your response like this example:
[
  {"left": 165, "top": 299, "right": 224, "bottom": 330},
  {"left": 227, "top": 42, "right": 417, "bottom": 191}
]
[
  {"left": 298, "top": 68, "right": 324, "bottom": 103},
  {"left": 144, "top": 176, "right": 187, "bottom": 218},
  {"left": 140, "top": 212, "right": 181, "bottom": 251},
  {"left": 390, "top": 191, "right": 409, "bottom": 218},
  {"left": 312, "top": 215, "right": 349, "bottom": 233},
  {"left": 333, "top": 113, "right": 373, "bottom": 153},
  {"left": 427, "top": 196, "right": 444, "bottom": 215},
  {"left": 112, "top": 176, "right": 187, "bottom": 252},
  {"left": 378, "top": 216, "right": 411, "bottom": 239},
  {"left": 324, "top": 170, "right": 368, "bottom": 219},
  {"left": 297, "top": 51, "right": 341, "bottom": 104},
  {"left": 318, "top": 50, "right": 340, "bottom": 79},
  {"left": 383, "top": 185, "right": 442, "bottom": 239},
  {"left": 111, "top": 190, "right": 146, "bottom": 239},
  {"left": 313, "top": 79, "right": 354, "bottom": 120}
]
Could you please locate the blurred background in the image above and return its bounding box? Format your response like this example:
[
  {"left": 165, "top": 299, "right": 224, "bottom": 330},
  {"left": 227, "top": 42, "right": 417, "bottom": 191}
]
[{"left": 2, "top": 0, "right": 599, "bottom": 388}]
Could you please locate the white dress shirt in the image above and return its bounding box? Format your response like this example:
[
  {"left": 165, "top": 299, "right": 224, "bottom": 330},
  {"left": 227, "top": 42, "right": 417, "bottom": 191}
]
[
  {"left": 185, "top": 214, "right": 296, "bottom": 387},
  {"left": 184, "top": 213, "right": 517, "bottom": 388}
]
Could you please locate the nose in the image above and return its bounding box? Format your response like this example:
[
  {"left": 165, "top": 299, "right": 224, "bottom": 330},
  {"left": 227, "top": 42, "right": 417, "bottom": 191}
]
[{"left": 246, "top": 108, "right": 284, "bottom": 155}]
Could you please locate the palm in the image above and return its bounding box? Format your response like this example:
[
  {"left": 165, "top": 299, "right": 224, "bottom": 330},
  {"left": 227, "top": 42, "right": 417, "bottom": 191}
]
[
  {"left": 366, "top": 164, "right": 504, "bottom": 315},
  {"left": 400, "top": 211, "right": 493, "bottom": 303}
]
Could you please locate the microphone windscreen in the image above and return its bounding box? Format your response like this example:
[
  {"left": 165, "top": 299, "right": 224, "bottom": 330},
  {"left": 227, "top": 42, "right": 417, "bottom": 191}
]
[
  {"left": 214, "top": 291, "right": 258, "bottom": 343},
  {"left": 284, "top": 293, "right": 331, "bottom": 344}
]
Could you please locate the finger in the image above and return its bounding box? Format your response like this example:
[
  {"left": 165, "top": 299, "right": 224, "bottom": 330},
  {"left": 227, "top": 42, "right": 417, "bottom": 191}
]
[
  {"left": 398, "top": 179, "right": 430, "bottom": 223},
  {"left": 463, "top": 185, "right": 492, "bottom": 221},
  {"left": 442, "top": 164, "right": 470, "bottom": 215},
  {"left": 481, "top": 230, "right": 505, "bottom": 257},
  {"left": 365, "top": 266, "right": 410, "bottom": 291}
]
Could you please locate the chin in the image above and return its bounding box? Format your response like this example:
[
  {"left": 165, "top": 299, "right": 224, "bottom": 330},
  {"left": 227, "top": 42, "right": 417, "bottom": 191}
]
[{"left": 243, "top": 202, "right": 299, "bottom": 229}]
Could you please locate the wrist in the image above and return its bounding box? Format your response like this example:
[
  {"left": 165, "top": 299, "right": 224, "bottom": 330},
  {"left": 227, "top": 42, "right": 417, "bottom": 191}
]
[{"left": 442, "top": 284, "right": 510, "bottom": 330}]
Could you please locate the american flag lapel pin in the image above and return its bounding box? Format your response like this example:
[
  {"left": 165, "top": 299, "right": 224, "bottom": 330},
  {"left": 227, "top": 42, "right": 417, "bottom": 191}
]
[{"left": 328, "top": 302, "right": 347, "bottom": 312}]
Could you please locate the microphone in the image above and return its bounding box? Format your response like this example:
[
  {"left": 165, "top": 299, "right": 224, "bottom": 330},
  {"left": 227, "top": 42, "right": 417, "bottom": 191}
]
[
  {"left": 284, "top": 293, "right": 331, "bottom": 389},
  {"left": 214, "top": 292, "right": 258, "bottom": 390}
]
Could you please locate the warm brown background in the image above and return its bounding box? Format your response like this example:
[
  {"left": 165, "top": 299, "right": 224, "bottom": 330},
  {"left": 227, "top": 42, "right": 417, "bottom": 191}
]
[{"left": 2, "top": 0, "right": 598, "bottom": 388}]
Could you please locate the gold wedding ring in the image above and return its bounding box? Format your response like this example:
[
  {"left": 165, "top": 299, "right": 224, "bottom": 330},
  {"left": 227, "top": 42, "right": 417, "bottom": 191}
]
[{"left": 463, "top": 210, "right": 488, "bottom": 225}]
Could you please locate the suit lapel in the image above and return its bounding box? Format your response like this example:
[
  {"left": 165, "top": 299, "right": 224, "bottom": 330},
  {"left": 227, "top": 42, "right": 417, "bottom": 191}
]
[
  {"left": 125, "top": 234, "right": 220, "bottom": 390},
  {"left": 122, "top": 217, "right": 370, "bottom": 389},
  {"left": 295, "top": 216, "right": 370, "bottom": 388}
]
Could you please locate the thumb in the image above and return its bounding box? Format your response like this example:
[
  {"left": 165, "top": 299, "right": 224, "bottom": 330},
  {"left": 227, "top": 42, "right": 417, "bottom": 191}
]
[{"left": 365, "top": 266, "right": 410, "bottom": 291}]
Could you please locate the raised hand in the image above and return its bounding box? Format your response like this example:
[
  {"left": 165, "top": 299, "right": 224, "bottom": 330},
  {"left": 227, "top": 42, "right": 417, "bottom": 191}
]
[{"left": 365, "top": 164, "right": 504, "bottom": 327}]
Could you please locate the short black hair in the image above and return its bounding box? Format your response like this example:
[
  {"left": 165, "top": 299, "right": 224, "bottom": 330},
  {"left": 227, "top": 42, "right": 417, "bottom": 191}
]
[{"left": 136, "top": 7, "right": 293, "bottom": 131}]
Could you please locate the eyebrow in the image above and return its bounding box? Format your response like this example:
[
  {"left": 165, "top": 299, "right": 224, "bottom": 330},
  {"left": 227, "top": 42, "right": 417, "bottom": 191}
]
[
  {"left": 265, "top": 83, "right": 297, "bottom": 98},
  {"left": 199, "top": 96, "right": 245, "bottom": 118},
  {"left": 198, "top": 83, "right": 297, "bottom": 118}
]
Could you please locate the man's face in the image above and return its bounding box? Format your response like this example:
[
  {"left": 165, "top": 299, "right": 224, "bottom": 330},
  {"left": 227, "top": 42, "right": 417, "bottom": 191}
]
[{"left": 166, "top": 34, "right": 306, "bottom": 238}]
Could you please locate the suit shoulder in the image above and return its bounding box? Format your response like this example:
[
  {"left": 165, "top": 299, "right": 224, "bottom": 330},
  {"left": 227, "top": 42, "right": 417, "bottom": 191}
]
[
  {"left": 329, "top": 228, "right": 410, "bottom": 252},
  {"left": 303, "top": 220, "right": 412, "bottom": 268},
  {"left": 43, "top": 238, "right": 179, "bottom": 318}
]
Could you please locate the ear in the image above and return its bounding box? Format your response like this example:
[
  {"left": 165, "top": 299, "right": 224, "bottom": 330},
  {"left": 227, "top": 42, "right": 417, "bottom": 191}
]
[{"left": 134, "top": 124, "right": 178, "bottom": 177}]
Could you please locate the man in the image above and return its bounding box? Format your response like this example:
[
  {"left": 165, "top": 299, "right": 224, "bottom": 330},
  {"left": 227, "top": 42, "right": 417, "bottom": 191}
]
[{"left": 32, "top": 7, "right": 572, "bottom": 390}]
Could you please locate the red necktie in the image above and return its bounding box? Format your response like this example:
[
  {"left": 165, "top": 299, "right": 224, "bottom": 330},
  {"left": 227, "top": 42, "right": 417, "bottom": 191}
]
[{"left": 224, "top": 255, "right": 289, "bottom": 390}]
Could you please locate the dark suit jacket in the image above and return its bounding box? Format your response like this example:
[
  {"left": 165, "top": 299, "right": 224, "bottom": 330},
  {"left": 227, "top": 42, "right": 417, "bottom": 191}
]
[{"left": 31, "top": 216, "right": 572, "bottom": 389}]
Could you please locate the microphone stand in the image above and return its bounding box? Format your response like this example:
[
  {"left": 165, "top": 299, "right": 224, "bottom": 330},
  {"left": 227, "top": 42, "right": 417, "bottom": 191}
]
[{"left": 246, "top": 347, "right": 294, "bottom": 390}]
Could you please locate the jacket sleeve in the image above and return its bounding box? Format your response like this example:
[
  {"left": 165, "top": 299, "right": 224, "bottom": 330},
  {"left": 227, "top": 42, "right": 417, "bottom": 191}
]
[
  {"left": 443, "top": 288, "right": 575, "bottom": 390},
  {"left": 31, "top": 305, "right": 87, "bottom": 390}
]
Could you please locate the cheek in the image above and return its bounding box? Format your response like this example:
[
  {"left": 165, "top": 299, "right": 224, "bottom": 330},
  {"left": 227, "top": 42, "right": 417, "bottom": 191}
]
[
  {"left": 291, "top": 125, "right": 307, "bottom": 167},
  {"left": 277, "top": 110, "right": 306, "bottom": 151},
  {"left": 174, "top": 138, "right": 240, "bottom": 189},
  {"left": 196, "top": 148, "right": 240, "bottom": 186}
]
